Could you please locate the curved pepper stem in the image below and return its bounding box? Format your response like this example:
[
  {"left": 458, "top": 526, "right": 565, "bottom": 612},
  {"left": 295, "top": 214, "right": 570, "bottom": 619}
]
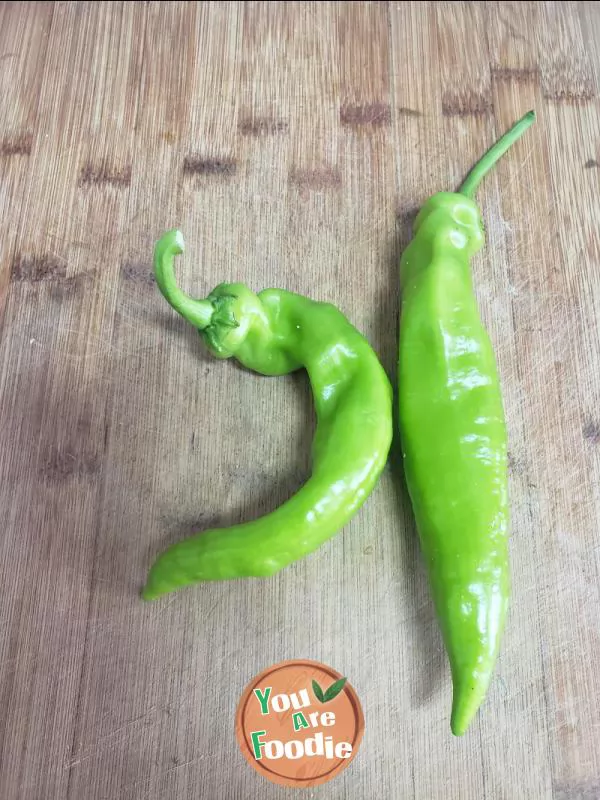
[
  {"left": 459, "top": 110, "right": 536, "bottom": 199},
  {"left": 153, "top": 229, "right": 215, "bottom": 330}
]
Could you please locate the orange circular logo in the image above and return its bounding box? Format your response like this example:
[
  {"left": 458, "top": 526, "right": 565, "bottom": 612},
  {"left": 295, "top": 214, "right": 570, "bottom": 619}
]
[{"left": 235, "top": 659, "right": 365, "bottom": 788}]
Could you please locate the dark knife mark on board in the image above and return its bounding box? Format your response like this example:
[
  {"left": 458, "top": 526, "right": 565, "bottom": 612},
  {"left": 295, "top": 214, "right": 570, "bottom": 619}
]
[
  {"left": 289, "top": 167, "right": 342, "bottom": 192},
  {"left": 542, "top": 70, "right": 596, "bottom": 104},
  {"left": 340, "top": 102, "right": 391, "bottom": 127},
  {"left": 583, "top": 419, "right": 600, "bottom": 445},
  {"left": 182, "top": 155, "right": 237, "bottom": 177},
  {"left": 11, "top": 254, "right": 67, "bottom": 283},
  {"left": 491, "top": 66, "right": 540, "bottom": 83},
  {"left": 397, "top": 107, "right": 422, "bottom": 117},
  {"left": 238, "top": 117, "right": 289, "bottom": 136},
  {"left": 40, "top": 449, "right": 101, "bottom": 483},
  {"left": 78, "top": 162, "right": 132, "bottom": 188},
  {"left": 543, "top": 86, "right": 596, "bottom": 103},
  {"left": 553, "top": 777, "right": 600, "bottom": 800},
  {"left": 0, "top": 133, "right": 33, "bottom": 157},
  {"left": 442, "top": 91, "right": 493, "bottom": 117},
  {"left": 10, "top": 255, "right": 96, "bottom": 300},
  {"left": 585, "top": 159, "right": 599, "bottom": 169},
  {"left": 120, "top": 261, "right": 155, "bottom": 286}
]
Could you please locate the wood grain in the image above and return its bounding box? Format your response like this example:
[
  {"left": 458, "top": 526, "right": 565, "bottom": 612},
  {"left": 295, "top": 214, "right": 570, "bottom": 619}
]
[{"left": 1, "top": 2, "right": 599, "bottom": 798}]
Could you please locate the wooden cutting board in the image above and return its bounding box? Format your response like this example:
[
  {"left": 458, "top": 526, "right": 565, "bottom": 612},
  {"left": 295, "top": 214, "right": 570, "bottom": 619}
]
[{"left": 1, "top": 2, "right": 599, "bottom": 798}]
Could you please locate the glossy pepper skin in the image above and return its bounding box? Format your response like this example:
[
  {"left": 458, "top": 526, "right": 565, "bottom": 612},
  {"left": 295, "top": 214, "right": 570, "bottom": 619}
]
[
  {"left": 143, "top": 230, "right": 393, "bottom": 601},
  {"left": 397, "top": 112, "right": 535, "bottom": 736}
]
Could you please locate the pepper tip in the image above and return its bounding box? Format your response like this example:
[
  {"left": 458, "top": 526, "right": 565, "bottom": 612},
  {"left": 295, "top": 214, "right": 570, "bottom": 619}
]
[
  {"left": 141, "top": 584, "right": 158, "bottom": 602},
  {"left": 450, "top": 680, "right": 484, "bottom": 737},
  {"left": 450, "top": 716, "right": 469, "bottom": 737}
]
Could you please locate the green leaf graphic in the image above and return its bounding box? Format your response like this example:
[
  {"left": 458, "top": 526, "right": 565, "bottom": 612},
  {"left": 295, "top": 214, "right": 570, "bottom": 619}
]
[
  {"left": 313, "top": 677, "right": 348, "bottom": 704},
  {"left": 323, "top": 677, "right": 348, "bottom": 702},
  {"left": 312, "top": 679, "right": 325, "bottom": 703}
]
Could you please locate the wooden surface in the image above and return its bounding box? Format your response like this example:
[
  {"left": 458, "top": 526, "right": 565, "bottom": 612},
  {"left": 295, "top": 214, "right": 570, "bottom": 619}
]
[{"left": 1, "top": 2, "right": 599, "bottom": 798}]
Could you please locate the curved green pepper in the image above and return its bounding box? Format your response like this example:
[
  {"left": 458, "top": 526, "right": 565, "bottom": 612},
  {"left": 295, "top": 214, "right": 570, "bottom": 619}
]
[
  {"left": 143, "top": 230, "right": 394, "bottom": 600},
  {"left": 397, "top": 112, "right": 535, "bottom": 735}
]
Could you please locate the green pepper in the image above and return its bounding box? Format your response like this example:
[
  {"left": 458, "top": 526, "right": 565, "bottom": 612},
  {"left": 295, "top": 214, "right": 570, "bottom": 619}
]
[
  {"left": 142, "top": 230, "right": 394, "bottom": 601},
  {"left": 397, "top": 111, "right": 536, "bottom": 736}
]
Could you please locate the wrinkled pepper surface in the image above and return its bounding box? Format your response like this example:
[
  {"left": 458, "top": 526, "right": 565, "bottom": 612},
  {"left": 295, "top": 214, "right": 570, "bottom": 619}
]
[
  {"left": 397, "top": 111, "right": 535, "bottom": 735},
  {"left": 143, "top": 230, "right": 393, "bottom": 601}
]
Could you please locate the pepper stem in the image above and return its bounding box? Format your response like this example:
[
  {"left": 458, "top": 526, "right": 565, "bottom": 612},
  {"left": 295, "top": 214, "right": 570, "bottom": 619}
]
[
  {"left": 153, "top": 229, "right": 214, "bottom": 330},
  {"left": 458, "top": 110, "right": 536, "bottom": 198}
]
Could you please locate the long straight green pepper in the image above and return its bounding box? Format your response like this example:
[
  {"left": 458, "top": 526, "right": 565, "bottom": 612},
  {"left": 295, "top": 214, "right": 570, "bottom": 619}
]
[{"left": 397, "top": 111, "right": 536, "bottom": 735}]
